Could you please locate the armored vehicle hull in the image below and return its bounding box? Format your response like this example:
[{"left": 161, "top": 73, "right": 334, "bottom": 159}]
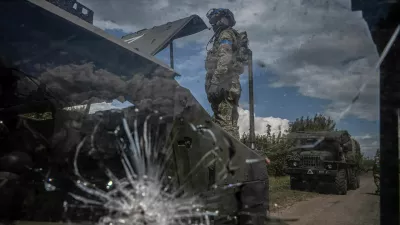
[
  {"left": 0, "top": 1, "right": 269, "bottom": 224},
  {"left": 284, "top": 131, "right": 362, "bottom": 195}
]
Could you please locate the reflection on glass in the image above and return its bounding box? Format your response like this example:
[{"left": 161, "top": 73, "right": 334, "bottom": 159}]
[{"left": 2, "top": 0, "right": 398, "bottom": 224}]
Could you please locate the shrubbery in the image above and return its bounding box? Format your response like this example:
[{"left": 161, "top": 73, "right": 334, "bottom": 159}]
[{"left": 241, "top": 131, "right": 290, "bottom": 176}]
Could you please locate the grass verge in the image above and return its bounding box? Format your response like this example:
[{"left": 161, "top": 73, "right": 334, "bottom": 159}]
[{"left": 269, "top": 176, "right": 319, "bottom": 212}]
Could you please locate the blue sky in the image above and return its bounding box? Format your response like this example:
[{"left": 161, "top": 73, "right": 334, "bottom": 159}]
[
  {"left": 91, "top": 0, "right": 380, "bottom": 157},
  {"left": 105, "top": 28, "right": 378, "bottom": 138}
]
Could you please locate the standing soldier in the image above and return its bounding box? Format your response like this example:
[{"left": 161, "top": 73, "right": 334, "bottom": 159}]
[
  {"left": 372, "top": 149, "right": 380, "bottom": 194},
  {"left": 204, "top": 8, "right": 245, "bottom": 140}
]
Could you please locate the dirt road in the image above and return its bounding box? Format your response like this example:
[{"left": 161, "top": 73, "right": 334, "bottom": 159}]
[{"left": 270, "top": 174, "right": 380, "bottom": 225}]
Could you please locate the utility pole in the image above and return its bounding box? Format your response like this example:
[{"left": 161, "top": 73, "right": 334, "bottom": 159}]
[
  {"left": 248, "top": 50, "right": 255, "bottom": 150},
  {"left": 170, "top": 41, "right": 174, "bottom": 69}
]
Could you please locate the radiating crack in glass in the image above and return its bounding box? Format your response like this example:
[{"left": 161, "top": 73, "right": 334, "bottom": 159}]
[
  {"left": 186, "top": 124, "right": 230, "bottom": 183},
  {"left": 67, "top": 109, "right": 226, "bottom": 225},
  {"left": 336, "top": 24, "right": 400, "bottom": 123},
  {"left": 248, "top": 24, "right": 400, "bottom": 182},
  {"left": 258, "top": 22, "right": 399, "bottom": 125}
]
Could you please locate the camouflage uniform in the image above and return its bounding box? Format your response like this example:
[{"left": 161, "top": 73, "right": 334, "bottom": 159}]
[
  {"left": 372, "top": 149, "right": 380, "bottom": 194},
  {"left": 205, "top": 28, "right": 244, "bottom": 140}
]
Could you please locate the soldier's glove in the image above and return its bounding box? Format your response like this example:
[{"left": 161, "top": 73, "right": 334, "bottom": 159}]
[{"left": 207, "top": 83, "right": 223, "bottom": 102}]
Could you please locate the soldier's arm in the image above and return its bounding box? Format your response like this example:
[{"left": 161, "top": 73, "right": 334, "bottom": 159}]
[{"left": 211, "top": 31, "right": 235, "bottom": 84}]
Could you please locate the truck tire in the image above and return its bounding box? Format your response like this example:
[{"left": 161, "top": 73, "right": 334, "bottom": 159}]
[
  {"left": 290, "top": 177, "right": 302, "bottom": 190},
  {"left": 348, "top": 169, "right": 357, "bottom": 190},
  {"left": 334, "top": 169, "right": 347, "bottom": 195}
]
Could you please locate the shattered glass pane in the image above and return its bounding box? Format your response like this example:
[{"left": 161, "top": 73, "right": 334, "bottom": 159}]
[{"left": 0, "top": 0, "right": 397, "bottom": 225}]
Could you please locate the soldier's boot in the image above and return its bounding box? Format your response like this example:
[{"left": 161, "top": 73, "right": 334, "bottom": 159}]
[{"left": 225, "top": 126, "right": 240, "bottom": 140}]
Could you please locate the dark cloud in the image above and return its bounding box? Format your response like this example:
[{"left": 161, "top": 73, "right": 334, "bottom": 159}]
[{"left": 80, "top": 0, "right": 379, "bottom": 121}]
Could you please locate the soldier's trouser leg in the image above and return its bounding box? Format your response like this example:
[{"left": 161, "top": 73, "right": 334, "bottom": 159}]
[
  {"left": 211, "top": 93, "right": 240, "bottom": 140},
  {"left": 373, "top": 174, "right": 380, "bottom": 193}
]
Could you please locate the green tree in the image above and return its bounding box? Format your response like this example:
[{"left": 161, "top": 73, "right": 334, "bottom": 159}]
[
  {"left": 288, "top": 113, "right": 336, "bottom": 132},
  {"left": 241, "top": 114, "right": 336, "bottom": 177}
]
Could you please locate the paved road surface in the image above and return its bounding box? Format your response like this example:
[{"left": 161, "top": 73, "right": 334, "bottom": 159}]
[{"left": 270, "top": 174, "right": 380, "bottom": 225}]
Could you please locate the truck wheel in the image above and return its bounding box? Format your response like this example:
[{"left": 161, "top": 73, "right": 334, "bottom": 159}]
[
  {"left": 334, "top": 169, "right": 347, "bottom": 195},
  {"left": 348, "top": 169, "right": 357, "bottom": 190},
  {"left": 290, "top": 178, "right": 302, "bottom": 190}
]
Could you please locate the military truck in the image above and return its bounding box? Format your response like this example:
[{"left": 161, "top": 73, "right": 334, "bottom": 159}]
[
  {"left": 284, "top": 131, "right": 362, "bottom": 195},
  {"left": 0, "top": 0, "right": 270, "bottom": 225}
]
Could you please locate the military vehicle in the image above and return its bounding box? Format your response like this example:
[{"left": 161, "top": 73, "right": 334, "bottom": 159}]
[
  {"left": 0, "top": 0, "right": 271, "bottom": 225},
  {"left": 284, "top": 131, "right": 362, "bottom": 195}
]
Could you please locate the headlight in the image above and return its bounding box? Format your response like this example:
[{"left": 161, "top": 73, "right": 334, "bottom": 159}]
[
  {"left": 326, "top": 164, "right": 332, "bottom": 169},
  {"left": 291, "top": 161, "right": 298, "bottom": 167}
]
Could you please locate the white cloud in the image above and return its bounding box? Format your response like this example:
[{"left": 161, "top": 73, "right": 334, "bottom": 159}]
[
  {"left": 238, "top": 107, "right": 290, "bottom": 137},
  {"left": 174, "top": 49, "right": 207, "bottom": 82},
  {"left": 80, "top": 0, "right": 380, "bottom": 122},
  {"left": 355, "top": 133, "right": 372, "bottom": 140},
  {"left": 92, "top": 20, "right": 140, "bottom": 32},
  {"left": 353, "top": 134, "right": 379, "bottom": 158}
]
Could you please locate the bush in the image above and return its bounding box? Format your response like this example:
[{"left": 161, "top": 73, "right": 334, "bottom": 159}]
[{"left": 241, "top": 132, "right": 291, "bottom": 177}]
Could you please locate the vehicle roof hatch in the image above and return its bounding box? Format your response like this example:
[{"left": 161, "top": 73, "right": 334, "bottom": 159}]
[{"left": 121, "top": 15, "right": 208, "bottom": 59}]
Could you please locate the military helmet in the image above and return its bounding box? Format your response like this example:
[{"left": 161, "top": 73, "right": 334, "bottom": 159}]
[{"left": 206, "top": 8, "right": 236, "bottom": 27}]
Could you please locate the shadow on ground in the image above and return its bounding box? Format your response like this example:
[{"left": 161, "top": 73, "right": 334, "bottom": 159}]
[
  {"left": 266, "top": 217, "right": 300, "bottom": 225},
  {"left": 364, "top": 192, "right": 380, "bottom": 196}
]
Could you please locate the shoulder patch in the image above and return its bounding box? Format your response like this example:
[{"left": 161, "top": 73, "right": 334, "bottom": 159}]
[
  {"left": 220, "top": 40, "right": 232, "bottom": 45},
  {"left": 218, "top": 29, "right": 236, "bottom": 47}
]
